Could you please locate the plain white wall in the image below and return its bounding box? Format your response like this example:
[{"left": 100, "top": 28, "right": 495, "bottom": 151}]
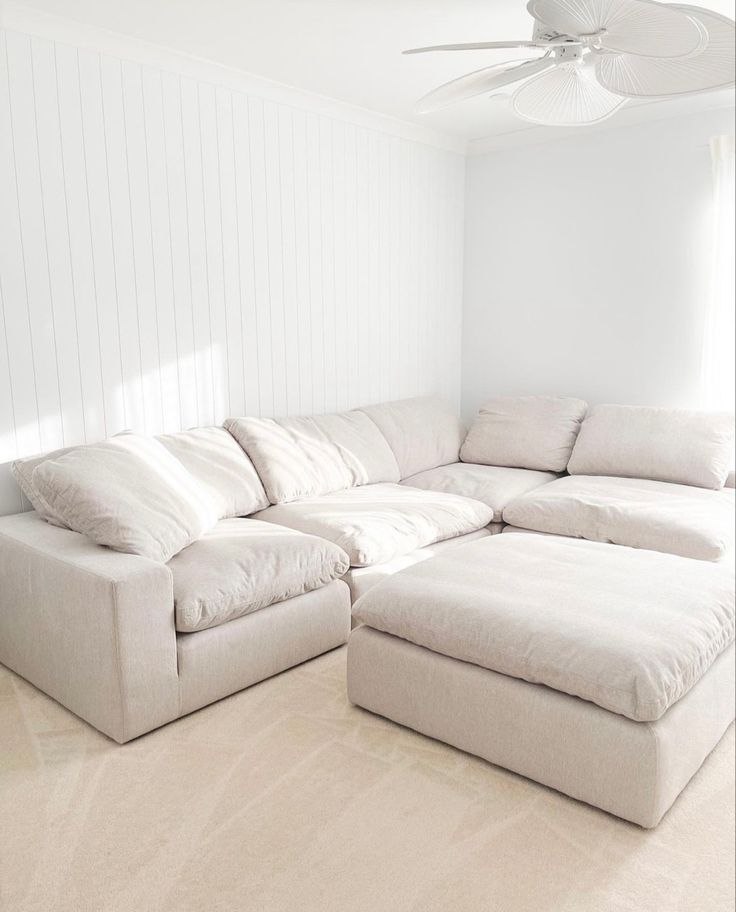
[
  {"left": 0, "top": 19, "right": 465, "bottom": 515},
  {"left": 461, "top": 107, "right": 735, "bottom": 419}
]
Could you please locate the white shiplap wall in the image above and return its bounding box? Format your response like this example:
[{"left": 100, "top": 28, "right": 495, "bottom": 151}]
[{"left": 0, "top": 24, "right": 465, "bottom": 515}]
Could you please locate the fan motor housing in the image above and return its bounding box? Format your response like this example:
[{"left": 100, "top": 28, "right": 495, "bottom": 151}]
[{"left": 532, "top": 19, "right": 572, "bottom": 44}]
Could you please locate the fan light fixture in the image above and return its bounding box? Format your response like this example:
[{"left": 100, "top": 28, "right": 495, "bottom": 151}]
[{"left": 404, "top": 0, "right": 735, "bottom": 126}]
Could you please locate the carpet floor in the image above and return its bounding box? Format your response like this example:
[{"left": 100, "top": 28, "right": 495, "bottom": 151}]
[{"left": 1, "top": 647, "right": 733, "bottom": 912}]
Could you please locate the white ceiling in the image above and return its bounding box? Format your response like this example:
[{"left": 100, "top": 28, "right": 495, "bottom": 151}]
[{"left": 5, "top": 0, "right": 736, "bottom": 143}]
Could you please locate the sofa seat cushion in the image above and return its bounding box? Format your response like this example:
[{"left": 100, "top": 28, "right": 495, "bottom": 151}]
[
  {"left": 567, "top": 404, "right": 735, "bottom": 490},
  {"left": 352, "top": 534, "right": 735, "bottom": 722},
  {"left": 253, "top": 483, "right": 494, "bottom": 567},
  {"left": 169, "top": 518, "right": 350, "bottom": 632},
  {"left": 460, "top": 395, "right": 587, "bottom": 473},
  {"left": 225, "top": 411, "right": 399, "bottom": 504},
  {"left": 158, "top": 427, "right": 268, "bottom": 518},
  {"left": 503, "top": 475, "right": 735, "bottom": 562},
  {"left": 359, "top": 396, "right": 463, "bottom": 478},
  {"left": 401, "top": 463, "right": 557, "bottom": 522}
]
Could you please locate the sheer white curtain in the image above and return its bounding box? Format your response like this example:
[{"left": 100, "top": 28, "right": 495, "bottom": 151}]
[{"left": 701, "top": 134, "right": 735, "bottom": 412}]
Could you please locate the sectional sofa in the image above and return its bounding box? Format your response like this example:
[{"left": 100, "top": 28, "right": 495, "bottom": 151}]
[{"left": 0, "top": 394, "right": 733, "bottom": 761}]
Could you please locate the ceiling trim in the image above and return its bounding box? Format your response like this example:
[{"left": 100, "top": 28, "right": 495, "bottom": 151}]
[{"left": 1, "top": 1, "right": 468, "bottom": 155}]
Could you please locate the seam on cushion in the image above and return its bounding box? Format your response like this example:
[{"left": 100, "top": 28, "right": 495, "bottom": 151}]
[
  {"left": 110, "top": 579, "right": 128, "bottom": 743},
  {"left": 0, "top": 528, "right": 166, "bottom": 585}
]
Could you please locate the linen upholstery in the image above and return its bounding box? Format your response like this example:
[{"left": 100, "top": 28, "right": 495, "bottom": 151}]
[
  {"left": 254, "top": 483, "right": 494, "bottom": 567},
  {"left": 567, "top": 404, "right": 735, "bottom": 489},
  {"left": 460, "top": 395, "right": 587, "bottom": 472},
  {"left": 225, "top": 411, "right": 399, "bottom": 504},
  {"left": 352, "top": 535, "right": 735, "bottom": 721},
  {"left": 158, "top": 426, "right": 268, "bottom": 518},
  {"left": 503, "top": 475, "right": 735, "bottom": 562},
  {"left": 177, "top": 580, "right": 350, "bottom": 715},
  {"left": 347, "top": 627, "right": 735, "bottom": 828},
  {"left": 11, "top": 432, "right": 138, "bottom": 528},
  {"left": 0, "top": 512, "right": 352, "bottom": 742},
  {"left": 0, "top": 512, "right": 178, "bottom": 743},
  {"left": 359, "top": 396, "right": 463, "bottom": 478},
  {"left": 11, "top": 445, "right": 76, "bottom": 527},
  {"left": 32, "top": 434, "right": 218, "bottom": 562},
  {"left": 168, "top": 518, "right": 349, "bottom": 632},
  {"left": 402, "top": 462, "right": 557, "bottom": 522}
]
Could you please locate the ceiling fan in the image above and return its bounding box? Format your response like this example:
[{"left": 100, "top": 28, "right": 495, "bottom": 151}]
[{"left": 404, "top": 0, "right": 736, "bottom": 126}]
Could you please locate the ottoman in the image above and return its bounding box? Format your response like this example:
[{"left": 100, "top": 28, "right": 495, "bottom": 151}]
[{"left": 347, "top": 535, "right": 735, "bottom": 827}]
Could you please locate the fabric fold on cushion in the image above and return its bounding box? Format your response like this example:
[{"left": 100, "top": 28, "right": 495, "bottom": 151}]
[
  {"left": 33, "top": 434, "right": 218, "bottom": 562},
  {"left": 169, "top": 518, "right": 349, "bottom": 632},
  {"left": 461, "top": 395, "right": 587, "bottom": 473},
  {"left": 253, "top": 483, "right": 493, "bottom": 567}
]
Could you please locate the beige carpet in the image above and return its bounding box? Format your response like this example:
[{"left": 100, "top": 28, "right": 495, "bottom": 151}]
[{"left": 1, "top": 648, "right": 733, "bottom": 912}]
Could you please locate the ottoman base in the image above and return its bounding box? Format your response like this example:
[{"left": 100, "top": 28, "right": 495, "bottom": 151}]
[{"left": 347, "top": 626, "right": 735, "bottom": 828}]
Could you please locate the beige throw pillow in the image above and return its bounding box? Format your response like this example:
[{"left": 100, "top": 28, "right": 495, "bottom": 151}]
[{"left": 33, "top": 434, "right": 218, "bottom": 562}]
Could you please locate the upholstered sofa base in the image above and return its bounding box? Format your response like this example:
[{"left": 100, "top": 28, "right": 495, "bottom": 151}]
[
  {"left": 177, "top": 580, "right": 350, "bottom": 716},
  {"left": 0, "top": 513, "right": 351, "bottom": 743},
  {"left": 347, "top": 626, "right": 735, "bottom": 828}
]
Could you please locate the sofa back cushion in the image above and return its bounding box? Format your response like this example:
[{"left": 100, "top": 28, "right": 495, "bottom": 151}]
[
  {"left": 225, "top": 410, "right": 400, "bottom": 504},
  {"left": 567, "top": 404, "right": 735, "bottom": 489},
  {"left": 158, "top": 426, "right": 268, "bottom": 517},
  {"left": 460, "top": 395, "right": 587, "bottom": 473},
  {"left": 359, "top": 396, "right": 463, "bottom": 479},
  {"left": 33, "top": 434, "right": 218, "bottom": 562},
  {"left": 11, "top": 446, "right": 75, "bottom": 527}
]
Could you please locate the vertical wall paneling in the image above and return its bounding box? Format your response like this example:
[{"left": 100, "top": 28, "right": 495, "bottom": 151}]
[
  {"left": 0, "top": 33, "right": 42, "bottom": 459},
  {"left": 0, "top": 25, "right": 465, "bottom": 514}
]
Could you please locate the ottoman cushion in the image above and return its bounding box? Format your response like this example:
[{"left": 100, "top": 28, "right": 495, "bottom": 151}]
[{"left": 353, "top": 535, "right": 735, "bottom": 721}]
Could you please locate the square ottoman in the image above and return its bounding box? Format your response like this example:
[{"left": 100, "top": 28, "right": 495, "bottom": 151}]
[{"left": 347, "top": 535, "right": 735, "bottom": 827}]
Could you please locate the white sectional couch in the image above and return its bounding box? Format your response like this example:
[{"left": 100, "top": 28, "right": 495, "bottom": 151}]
[{"left": 0, "top": 394, "right": 733, "bottom": 752}]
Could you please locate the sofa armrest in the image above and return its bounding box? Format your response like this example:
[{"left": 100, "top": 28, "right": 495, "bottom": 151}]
[{"left": 0, "top": 512, "right": 179, "bottom": 742}]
